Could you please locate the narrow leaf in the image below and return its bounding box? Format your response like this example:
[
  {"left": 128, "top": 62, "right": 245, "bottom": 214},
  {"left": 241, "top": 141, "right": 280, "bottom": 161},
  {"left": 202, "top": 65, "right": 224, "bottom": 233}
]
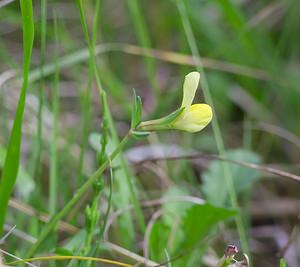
[
  {"left": 135, "top": 95, "right": 142, "bottom": 127},
  {"left": 131, "top": 89, "right": 137, "bottom": 129},
  {"left": 0, "top": 0, "right": 34, "bottom": 235},
  {"left": 131, "top": 89, "right": 143, "bottom": 129}
]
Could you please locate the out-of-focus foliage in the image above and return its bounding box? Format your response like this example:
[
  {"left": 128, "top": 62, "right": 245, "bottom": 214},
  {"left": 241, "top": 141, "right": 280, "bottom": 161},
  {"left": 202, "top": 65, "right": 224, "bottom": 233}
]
[{"left": 0, "top": 0, "right": 299, "bottom": 266}]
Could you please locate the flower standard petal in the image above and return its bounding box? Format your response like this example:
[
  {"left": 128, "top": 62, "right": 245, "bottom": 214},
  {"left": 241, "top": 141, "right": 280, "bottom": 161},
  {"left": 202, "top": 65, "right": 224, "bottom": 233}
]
[
  {"left": 172, "top": 104, "right": 213, "bottom": 133},
  {"left": 181, "top": 72, "right": 200, "bottom": 111}
]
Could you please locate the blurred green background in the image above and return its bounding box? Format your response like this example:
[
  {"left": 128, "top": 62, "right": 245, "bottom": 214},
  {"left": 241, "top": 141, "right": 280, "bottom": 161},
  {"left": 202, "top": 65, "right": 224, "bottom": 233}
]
[{"left": 0, "top": 0, "right": 300, "bottom": 266}]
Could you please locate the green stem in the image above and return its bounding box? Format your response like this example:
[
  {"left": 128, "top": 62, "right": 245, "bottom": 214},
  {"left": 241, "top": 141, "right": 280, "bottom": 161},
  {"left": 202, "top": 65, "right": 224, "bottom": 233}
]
[
  {"left": 77, "top": 0, "right": 145, "bottom": 234},
  {"left": 76, "top": 0, "right": 96, "bottom": 185},
  {"left": 176, "top": 0, "right": 249, "bottom": 254},
  {"left": 107, "top": 109, "right": 146, "bottom": 232},
  {"left": 49, "top": 13, "right": 60, "bottom": 215},
  {"left": 25, "top": 133, "right": 131, "bottom": 258}
]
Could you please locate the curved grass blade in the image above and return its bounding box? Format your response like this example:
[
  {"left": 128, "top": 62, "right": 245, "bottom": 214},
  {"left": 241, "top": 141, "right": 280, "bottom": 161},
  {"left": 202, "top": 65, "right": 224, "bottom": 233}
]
[{"left": 0, "top": 0, "right": 34, "bottom": 235}]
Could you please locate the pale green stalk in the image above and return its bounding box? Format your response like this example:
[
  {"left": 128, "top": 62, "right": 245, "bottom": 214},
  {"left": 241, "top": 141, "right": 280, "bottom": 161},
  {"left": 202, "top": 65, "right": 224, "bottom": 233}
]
[
  {"left": 76, "top": 0, "right": 96, "bottom": 185},
  {"left": 77, "top": 0, "right": 145, "bottom": 234},
  {"left": 49, "top": 13, "right": 60, "bottom": 215},
  {"left": 176, "top": 0, "right": 249, "bottom": 254},
  {"left": 83, "top": 91, "right": 108, "bottom": 264},
  {"left": 25, "top": 134, "right": 130, "bottom": 258},
  {"left": 77, "top": 66, "right": 93, "bottom": 185}
]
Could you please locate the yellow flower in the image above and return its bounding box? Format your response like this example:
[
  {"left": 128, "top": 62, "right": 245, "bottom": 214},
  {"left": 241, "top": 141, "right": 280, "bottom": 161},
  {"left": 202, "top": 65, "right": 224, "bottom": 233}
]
[{"left": 137, "top": 72, "right": 213, "bottom": 133}]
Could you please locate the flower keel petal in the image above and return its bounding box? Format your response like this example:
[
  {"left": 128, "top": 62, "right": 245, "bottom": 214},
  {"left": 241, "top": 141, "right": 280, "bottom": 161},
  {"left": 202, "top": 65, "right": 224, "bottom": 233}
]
[{"left": 173, "top": 104, "right": 212, "bottom": 133}]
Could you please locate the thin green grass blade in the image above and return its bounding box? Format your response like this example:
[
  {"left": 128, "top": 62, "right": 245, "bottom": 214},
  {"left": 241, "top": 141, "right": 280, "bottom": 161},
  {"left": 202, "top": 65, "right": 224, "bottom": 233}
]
[
  {"left": 27, "top": 0, "right": 47, "bottom": 216},
  {"left": 175, "top": 0, "right": 249, "bottom": 254},
  {"left": 0, "top": 0, "right": 34, "bottom": 235},
  {"left": 127, "top": 0, "right": 158, "bottom": 96},
  {"left": 76, "top": 0, "right": 99, "bottom": 185},
  {"left": 34, "top": 0, "right": 47, "bottom": 187},
  {"left": 49, "top": 12, "right": 60, "bottom": 216}
]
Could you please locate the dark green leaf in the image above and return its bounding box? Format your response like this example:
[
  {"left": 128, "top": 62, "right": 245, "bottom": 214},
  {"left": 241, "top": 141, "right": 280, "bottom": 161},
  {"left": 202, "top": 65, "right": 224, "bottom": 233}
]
[
  {"left": 149, "top": 221, "right": 171, "bottom": 262},
  {"left": 181, "top": 203, "right": 236, "bottom": 249}
]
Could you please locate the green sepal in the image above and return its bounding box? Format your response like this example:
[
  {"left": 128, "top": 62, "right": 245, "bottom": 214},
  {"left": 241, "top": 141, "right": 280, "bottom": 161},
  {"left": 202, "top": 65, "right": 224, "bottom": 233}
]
[
  {"left": 135, "top": 107, "right": 185, "bottom": 132},
  {"left": 131, "top": 89, "right": 143, "bottom": 129},
  {"left": 131, "top": 130, "right": 151, "bottom": 139},
  {"left": 157, "top": 107, "right": 184, "bottom": 125}
]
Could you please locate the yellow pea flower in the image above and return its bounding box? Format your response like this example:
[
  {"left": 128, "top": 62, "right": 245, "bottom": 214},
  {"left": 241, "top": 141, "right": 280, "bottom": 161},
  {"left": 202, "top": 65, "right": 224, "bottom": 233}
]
[{"left": 137, "top": 72, "right": 213, "bottom": 133}]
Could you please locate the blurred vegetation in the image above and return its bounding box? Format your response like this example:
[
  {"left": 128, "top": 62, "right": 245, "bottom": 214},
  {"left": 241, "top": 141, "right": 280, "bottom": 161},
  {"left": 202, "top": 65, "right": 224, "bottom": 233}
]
[{"left": 0, "top": 0, "right": 300, "bottom": 266}]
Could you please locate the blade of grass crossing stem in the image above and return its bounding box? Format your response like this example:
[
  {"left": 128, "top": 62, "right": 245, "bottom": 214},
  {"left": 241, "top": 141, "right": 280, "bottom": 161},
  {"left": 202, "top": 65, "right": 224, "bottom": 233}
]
[
  {"left": 0, "top": 0, "right": 34, "bottom": 236},
  {"left": 127, "top": 0, "right": 158, "bottom": 97},
  {"left": 49, "top": 13, "right": 60, "bottom": 216},
  {"left": 175, "top": 0, "right": 249, "bottom": 254}
]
